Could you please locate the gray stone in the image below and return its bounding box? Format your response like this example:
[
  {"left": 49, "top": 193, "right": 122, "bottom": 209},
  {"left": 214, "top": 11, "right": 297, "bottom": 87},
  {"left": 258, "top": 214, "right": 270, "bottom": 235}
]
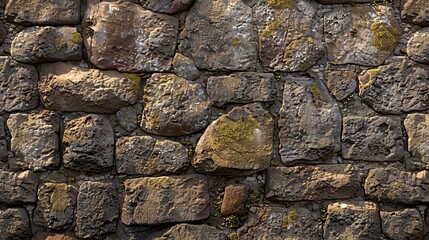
[
  {"left": 0, "top": 56, "right": 39, "bottom": 114},
  {"left": 63, "top": 114, "right": 114, "bottom": 173},
  {"left": 116, "top": 136, "right": 189, "bottom": 175},
  {"left": 141, "top": 73, "right": 211, "bottom": 136},
  {"left": 178, "top": 0, "right": 257, "bottom": 71},
  {"left": 407, "top": 28, "right": 429, "bottom": 64},
  {"left": 122, "top": 174, "right": 210, "bottom": 225},
  {"left": 5, "top": 0, "right": 80, "bottom": 25},
  {"left": 265, "top": 165, "right": 362, "bottom": 201},
  {"left": 39, "top": 62, "right": 139, "bottom": 113},
  {"left": 140, "top": 0, "right": 193, "bottom": 14},
  {"left": 7, "top": 111, "right": 60, "bottom": 171},
  {"left": 342, "top": 116, "right": 404, "bottom": 161},
  {"left": 11, "top": 26, "right": 83, "bottom": 64},
  {"left": 279, "top": 78, "right": 341, "bottom": 165},
  {"left": 323, "top": 201, "right": 381, "bottom": 240},
  {"left": 238, "top": 207, "right": 321, "bottom": 240},
  {"left": 0, "top": 208, "right": 31, "bottom": 240},
  {"left": 33, "top": 183, "right": 77, "bottom": 230},
  {"left": 85, "top": 2, "right": 178, "bottom": 72},
  {"left": 404, "top": 114, "right": 429, "bottom": 169},
  {"left": 76, "top": 181, "right": 119, "bottom": 239},
  {"left": 365, "top": 168, "right": 429, "bottom": 204},
  {"left": 192, "top": 103, "right": 273, "bottom": 175},
  {"left": 324, "top": 6, "right": 401, "bottom": 66},
  {"left": 115, "top": 104, "right": 142, "bottom": 132},
  {"left": 207, "top": 73, "right": 276, "bottom": 107},
  {"left": 326, "top": 70, "right": 357, "bottom": 101},
  {"left": 381, "top": 209, "right": 424, "bottom": 240},
  {"left": 401, "top": 0, "right": 429, "bottom": 26},
  {"left": 0, "top": 22, "right": 6, "bottom": 46},
  {"left": 0, "top": 170, "right": 38, "bottom": 204},
  {"left": 359, "top": 57, "right": 429, "bottom": 114},
  {"left": 172, "top": 53, "right": 200, "bottom": 81},
  {"left": 155, "top": 224, "right": 228, "bottom": 240},
  {"left": 254, "top": 0, "right": 324, "bottom": 72}
]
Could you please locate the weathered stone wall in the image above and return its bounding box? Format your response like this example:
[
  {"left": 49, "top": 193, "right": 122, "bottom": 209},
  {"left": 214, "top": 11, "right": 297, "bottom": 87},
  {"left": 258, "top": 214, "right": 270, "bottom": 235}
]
[{"left": 0, "top": 0, "right": 428, "bottom": 239}]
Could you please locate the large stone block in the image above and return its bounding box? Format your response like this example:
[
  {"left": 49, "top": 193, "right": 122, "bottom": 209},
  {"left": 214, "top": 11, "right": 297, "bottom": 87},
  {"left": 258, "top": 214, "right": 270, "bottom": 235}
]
[
  {"left": 404, "top": 114, "right": 429, "bottom": 169},
  {"left": 381, "top": 209, "right": 424, "bottom": 240},
  {"left": 0, "top": 208, "right": 31, "bottom": 240},
  {"left": 140, "top": 0, "right": 193, "bottom": 14},
  {"left": 401, "top": 0, "right": 429, "bottom": 26},
  {"left": 0, "top": 170, "right": 38, "bottom": 204},
  {"left": 154, "top": 224, "right": 228, "bottom": 240},
  {"left": 407, "top": 28, "right": 429, "bottom": 64}
]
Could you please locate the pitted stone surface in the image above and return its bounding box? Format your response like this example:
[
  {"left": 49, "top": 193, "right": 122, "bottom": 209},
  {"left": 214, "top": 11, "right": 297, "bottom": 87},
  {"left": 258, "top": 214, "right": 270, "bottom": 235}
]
[
  {"left": 317, "top": 0, "right": 381, "bottom": 3},
  {"left": 404, "top": 114, "right": 429, "bottom": 169},
  {"left": 407, "top": 28, "right": 429, "bottom": 64},
  {"left": 220, "top": 184, "right": 249, "bottom": 217},
  {"left": 32, "top": 231, "right": 79, "bottom": 240},
  {"left": 140, "top": 0, "right": 193, "bottom": 14},
  {"left": 0, "top": 208, "right": 31, "bottom": 240},
  {"left": 115, "top": 104, "right": 142, "bottom": 132},
  {"left": 0, "top": 170, "right": 38, "bottom": 204},
  {"left": 172, "top": 53, "right": 200, "bottom": 81},
  {"left": 401, "top": 0, "right": 429, "bottom": 26},
  {"left": 380, "top": 209, "right": 424, "bottom": 240},
  {"left": 155, "top": 224, "right": 228, "bottom": 240},
  {"left": 326, "top": 70, "right": 357, "bottom": 101}
]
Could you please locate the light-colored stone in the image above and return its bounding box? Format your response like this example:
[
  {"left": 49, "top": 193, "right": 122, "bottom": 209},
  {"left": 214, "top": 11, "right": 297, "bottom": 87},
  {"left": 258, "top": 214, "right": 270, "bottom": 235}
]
[
  {"left": 172, "top": 53, "right": 200, "bottom": 81},
  {"left": 326, "top": 70, "right": 357, "bottom": 101},
  {"left": 404, "top": 114, "right": 429, "bottom": 169},
  {"left": 407, "top": 28, "right": 429, "bottom": 64},
  {"left": 32, "top": 231, "right": 79, "bottom": 240},
  {"left": 0, "top": 170, "right": 38, "bottom": 204},
  {"left": 401, "top": 0, "right": 429, "bottom": 26},
  {"left": 0, "top": 208, "right": 31, "bottom": 240},
  {"left": 140, "top": 0, "right": 193, "bottom": 14},
  {"left": 381, "top": 209, "right": 424, "bottom": 240},
  {"left": 155, "top": 224, "right": 228, "bottom": 240}
]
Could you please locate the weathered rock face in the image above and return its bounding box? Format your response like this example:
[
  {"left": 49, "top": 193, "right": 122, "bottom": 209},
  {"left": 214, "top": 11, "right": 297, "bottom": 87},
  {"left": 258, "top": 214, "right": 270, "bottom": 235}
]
[
  {"left": 401, "top": 0, "right": 429, "bottom": 26},
  {"left": 323, "top": 201, "right": 381, "bottom": 240},
  {"left": 32, "top": 231, "right": 79, "bottom": 240},
  {"left": 85, "top": 2, "right": 178, "bottom": 72},
  {"left": 207, "top": 73, "right": 276, "bottom": 107},
  {"left": 265, "top": 165, "right": 361, "bottom": 201},
  {"left": 192, "top": 103, "right": 273, "bottom": 175},
  {"left": 115, "top": 104, "right": 142, "bottom": 132},
  {"left": 11, "top": 26, "right": 83, "bottom": 64},
  {"left": 254, "top": 0, "right": 324, "bottom": 72},
  {"left": 407, "top": 28, "right": 429, "bottom": 64},
  {"left": 279, "top": 78, "right": 341, "bottom": 165},
  {"left": 317, "top": 0, "right": 380, "bottom": 3},
  {"left": 342, "top": 116, "right": 404, "bottom": 161},
  {"left": 0, "top": 57, "right": 39, "bottom": 114},
  {"left": 172, "top": 53, "right": 200, "bottom": 81},
  {"left": 141, "top": 73, "right": 211, "bottom": 136},
  {"left": 238, "top": 207, "right": 321, "bottom": 240},
  {"left": 359, "top": 57, "right": 429, "bottom": 114},
  {"left": 365, "top": 168, "right": 429, "bottom": 204},
  {"left": 0, "top": 170, "right": 38, "bottom": 204},
  {"left": 140, "top": 0, "right": 193, "bottom": 14},
  {"left": 0, "top": 117, "right": 7, "bottom": 162},
  {"left": 179, "top": 0, "right": 257, "bottom": 71},
  {"left": 380, "top": 209, "right": 424, "bottom": 240},
  {"left": 7, "top": 111, "right": 60, "bottom": 171},
  {"left": 326, "top": 70, "right": 357, "bottom": 101},
  {"left": 75, "top": 181, "right": 119, "bottom": 239},
  {"left": 0, "top": 208, "right": 31, "bottom": 240},
  {"left": 62, "top": 114, "right": 114, "bottom": 172},
  {"left": 5, "top": 0, "right": 80, "bottom": 25},
  {"left": 220, "top": 184, "right": 249, "bottom": 217},
  {"left": 122, "top": 174, "right": 210, "bottom": 225},
  {"left": 33, "top": 183, "right": 77, "bottom": 230},
  {"left": 116, "top": 136, "right": 189, "bottom": 176},
  {"left": 404, "top": 114, "right": 429, "bottom": 169},
  {"left": 155, "top": 224, "right": 228, "bottom": 240},
  {"left": 324, "top": 6, "right": 401, "bottom": 66},
  {"left": 0, "top": 21, "right": 6, "bottom": 46},
  {"left": 39, "top": 62, "right": 139, "bottom": 113}
]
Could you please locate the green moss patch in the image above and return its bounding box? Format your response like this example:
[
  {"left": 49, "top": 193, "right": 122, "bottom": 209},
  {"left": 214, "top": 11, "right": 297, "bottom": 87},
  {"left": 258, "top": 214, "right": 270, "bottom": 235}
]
[
  {"left": 268, "top": 0, "right": 296, "bottom": 9},
  {"left": 70, "top": 32, "right": 83, "bottom": 44},
  {"left": 212, "top": 118, "right": 259, "bottom": 151},
  {"left": 371, "top": 22, "right": 396, "bottom": 51}
]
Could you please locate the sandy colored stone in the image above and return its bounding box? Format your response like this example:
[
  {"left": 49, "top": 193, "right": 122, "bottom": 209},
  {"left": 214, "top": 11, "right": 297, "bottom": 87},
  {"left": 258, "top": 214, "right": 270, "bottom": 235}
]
[
  {"left": 140, "top": 0, "right": 193, "bottom": 14},
  {"left": 407, "top": 28, "right": 429, "bottom": 64},
  {"left": 0, "top": 208, "right": 31, "bottom": 240},
  {"left": 404, "top": 114, "right": 429, "bottom": 169},
  {"left": 0, "top": 170, "right": 38, "bottom": 204},
  {"left": 32, "top": 231, "right": 79, "bottom": 240},
  {"left": 172, "top": 53, "right": 200, "bottom": 81},
  {"left": 155, "top": 224, "right": 228, "bottom": 240},
  {"left": 401, "top": 0, "right": 429, "bottom": 26},
  {"left": 326, "top": 70, "right": 357, "bottom": 101},
  {"left": 220, "top": 184, "right": 249, "bottom": 217},
  {"left": 381, "top": 209, "right": 424, "bottom": 240}
]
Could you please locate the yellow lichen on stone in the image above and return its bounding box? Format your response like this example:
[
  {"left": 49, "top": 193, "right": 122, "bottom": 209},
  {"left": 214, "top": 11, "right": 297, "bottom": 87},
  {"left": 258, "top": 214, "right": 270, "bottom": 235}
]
[
  {"left": 281, "top": 209, "right": 299, "bottom": 229},
  {"left": 50, "top": 184, "right": 70, "bottom": 212},
  {"left": 307, "top": 37, "right": 314, "bottom": 44},
  {"left": 309, "top": 82, "right": 320, "bottom": 98},
  {"left": 54, "top": 39, "right": 65, "bottom": 50},
  {"left": 212, "top": 118, "right": 259, "bottom": 151},
  {"left": 359, "top": 68, "right": 379, "bottom": 95},
  {"left": 268, "top": 0, "right": 296, "bottom": 9},
  {"left": 370, "top": 22, "right": 396, "bottom": 51},
  {"left": 232, "top": 37, "right": 243, "bottom": 46},
  {"left": 228, "top": 232, "right": 239, "bottom": 240},
  {"left": 121, "top": 73, "right": 142, "bottom": 91},
  {"left": 262, "top": 21, "right": 280, "bottom": 38},
  {"left": 70, "top": 32, "right": 83, "bottom": 44}
]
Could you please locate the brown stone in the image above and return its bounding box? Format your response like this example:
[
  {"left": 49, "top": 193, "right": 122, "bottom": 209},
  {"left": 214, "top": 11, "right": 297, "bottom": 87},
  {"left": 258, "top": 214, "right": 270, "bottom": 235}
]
[
  {"left": 154, "top": 224, "right": 228, "bottom": 240},
  {"left": 0, "top": 208, "right": 31, "bottom": 240},
  {"left": 32, "top": 231, "right": 79, "bottom": 240},
  {"left": 381, "top": 209, "right": 424, "bottom": 240},
  {"left": 220, "top": 184, "right": 249, "bottom": 217},
  {"left": 0, "top": 170, "right": 38, "bottom": 204},
  {"left": 401, "top": 0, "right": 429, "bottom": 26},
  {"left": 404, "top": 114, "right": 429, "bottom": 169},
  {"left": 326, "top": 70, "right": 357, "bottom": 101}
]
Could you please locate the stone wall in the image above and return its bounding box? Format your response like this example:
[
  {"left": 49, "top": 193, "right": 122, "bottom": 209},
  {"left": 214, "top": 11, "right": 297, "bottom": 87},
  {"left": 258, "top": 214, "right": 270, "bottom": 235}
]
[{"left": 0, "top": 0, "right": 428, "bottom": 239}]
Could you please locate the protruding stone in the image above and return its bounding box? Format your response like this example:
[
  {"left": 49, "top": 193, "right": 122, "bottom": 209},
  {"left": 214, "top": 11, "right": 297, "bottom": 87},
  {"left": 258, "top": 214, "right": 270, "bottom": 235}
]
[
  {"left": 192, "top": 103, "right": 273, "bottom": 175},
  {"left": 39, "top": 62, "right": 139, "bottom": 113},
  {"left": 63, "top": 114, "right": 114, "bottom": 172},
  {"left": 326, "top": 70, "right": 357, "bottom": 101},
  {"left": 279, "top": 78, "right": 341, "bottom": 165},
  {"left": 407, "top": 28, "right": 429, "bottom": 64},
  {"left": 254, "top": 0, "right": 324, "bottom": 72},
  {"left": 324, "top": 6, "right": 401, "bottom": 66},
  {"left": 0, "top": 208, "right": 31, "bottom": 240},
  {"left": 122, "top": 174, "right": 210, "bottom": 225},
  {"left": 11, "top": 26, "right": 83, "bottom": 64},
  {"left": 401, "top": 0, "right": 429, "bottom": 26},
  {"left": 141, "top": 73, "right": 211, "bottom": 136},
  {"left": 75, "top": 181, "right": 119, "bottom": 239},
  {"left": 32, "top": 231, "right": 79, "bottom": 240},
  {"left": 179, "top": 0, "right": 257, "bottom": 71},
  {"left": 404, "top": 114, "right": 429, "bottom": 169},
  {"left": 266, "top": 165, "right": 361, "bottom": 201},
  {"left": 323, "top": 201, "right": 381, "bottom": 240},
  {"left": 155, "top": 224, "right": 228, "bottom": 240},
  {"left": 0, "top": 170, "right": 38, "bottom": 204},
  {"left": 221, "top": 184, "right": 249, "bottom": 217},
  {"left": 172, "top": 53, "right": 200, "bottom": 81},
  {"left": 116, "top": 136, "right": 189, "bottom": 175},
  {"left": 140, "top": 0, "right": 193, "bottom": 14},
  {"left": 342, "top": 116, "right": 404, "bottom": 161},
  {"left": 381, "top": 209, "right": 424, "bottom": 240},
  {"left": 207, "top": 73, "right": 276, "bottom": 107},
  {"left": 7, "top": 111, "right": 60, "bottom": 171},
  {"left": 85, "top": 2, "right": 178, "bottom": 72}
]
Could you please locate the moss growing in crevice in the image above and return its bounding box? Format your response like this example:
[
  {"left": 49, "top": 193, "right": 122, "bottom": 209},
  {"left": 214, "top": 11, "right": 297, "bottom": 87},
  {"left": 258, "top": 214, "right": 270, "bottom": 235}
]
[
  {"left": 121, "top": 73, "right": 142, "bottom": 91},
  {"left": 268, "top": 0, "right": 296, "bottom": 9},
  {"left": 70, "top": 32, "right": 83, "bottom": 44},
  {"left": 309, "top": 82, "right": 320, "bottom": 98},
  {"left": 370, "top": 22, "right": 396, "bottom": 51}
]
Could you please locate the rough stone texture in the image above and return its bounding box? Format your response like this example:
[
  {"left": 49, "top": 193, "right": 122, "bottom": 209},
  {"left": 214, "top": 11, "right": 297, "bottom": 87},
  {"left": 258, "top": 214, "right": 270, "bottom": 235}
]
[
  {"left": 279, "top": 78, "right": 341, "bottom": 165},
  {"left": 265, "top": 165, "right": 361, "bottom": 201},
  {"left": 155, "top": 224, "right": 228, "bottom": 240},
  {"left": 207, "top": 73, "right": 276, "bottom": 107},
  {"left": 238, "top": 207, "right": 321, "bottom": 240},
  {"left": 11, "top": 26, "right": 83, "bottom": 64},
  {"left": 39, "top": 62, "right": 139, "bottom": 113},
  {"left": 0, "top": 208, "right": 31, "bottom": 240},
  {"left": 220, "top": 184, "right": 249, "bottom": 217},
  {"left": 116, "top": 136, "right": 189, "bottom": 176},
  {"left": 254, "top": 0, "right": 324, "bottom": 72},
  {"left": 85, "top": 2, "right": 178, "bottom": 72},
  {"left": 140, "top": 0, "right": 193, "bottom": 14},
  {"left": 359, "top": 57, "right": 429, "bottom": 114},
  {"left": 63, "top": 114, "right": 114, "bottom": 172},
  {"left": 323, "top": 201, "right": 381, "bottom": 240},
  {"left": 407, "top": 28, "right": 429, "bottom": 64},
  {"left": 32, "top": 231, "right": 79, "bottom": 240},
  {"left": 380, "top": 209, "right": 424, "bottom": 240},
  {"left": 0, "top": 170, "right": 38, "bottom": 204},
  {"left": 33, "top": 183, "right": 77, "bottom": 230},
  {"left": 141, "top": 73, "right": 211, "bottom": 136},
  {"left": 404, "top": 114, "right": 429, "bottom": 169},
  {"left": 115, "top": 104, "right": 142, "bottom": 132},
  {"left": 172, "top": 53, "right": 200, "bottom": 81},
  {"left": 122, "top": 174, "right": 210, "bottom": 225},
  {"left": 324, "top": 6, "right": 401, "bottom": 66},
  {"left": 75, "top": 181, "right": 119, "bottom": 239},
  {"left": 7, "top": 111, "right": 60, "bottom": 171},
  {"left": 0, "top": 117, "right": 7, "bottom": 161},
  {"left": 0, "top": 22, "right": 6, "bottom": 45},
  {"left": 342, "top": 116, "right": 404, "bottom": 161},
  {"left": 326, "top": 70, "right": 357, "bottom": 101},
  {"left": 178, "top": 0, "right": 257, "bottom": 71},
  {"left": 401, "top": 0, "right": 429, "bottom": 26},
  {"left": 317, "top": 0, "right": 380, "bottom": 3},
  {"left": 192, "top": 103, "right": 273, "bottom": 175},
  {"left": 0, "top": 56, "right": 39, "bottom": 114}
]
